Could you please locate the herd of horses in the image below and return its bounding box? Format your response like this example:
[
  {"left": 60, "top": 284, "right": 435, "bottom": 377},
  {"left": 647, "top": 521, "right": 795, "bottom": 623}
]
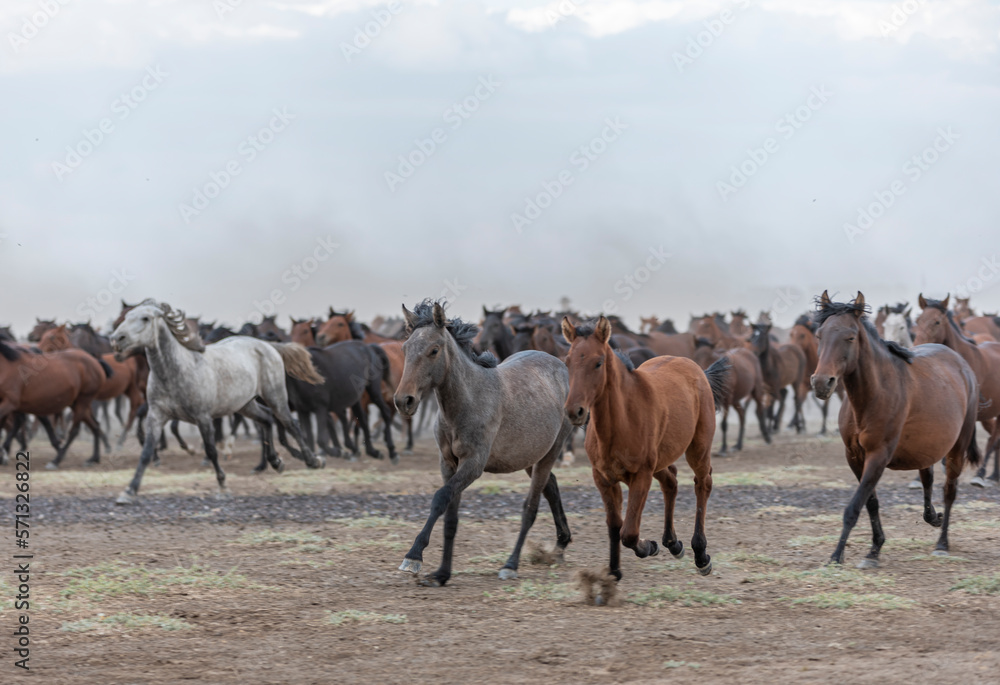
[{"left": 1, "top": 291, "right": 999, "bottom": 588}]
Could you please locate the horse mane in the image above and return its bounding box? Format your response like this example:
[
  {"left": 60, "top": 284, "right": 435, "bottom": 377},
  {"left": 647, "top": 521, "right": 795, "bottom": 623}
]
[
  {"left": 331, "top": 309, "right": 366, "bottom": 340},
  {"left": 138, "top": 299, "right": 205, "bottom": 352},
  {"left": 408, "top": 300, "right": 497, "bottom": 368},
  {"left": 921, "top": 298, "right": 977, "bottom": 345},
  {"left": 614, "top": 348, "right": 635, "bottom": 372},
  {"left": 794, "top": 313, "right": 818, "bottom": 333},
  {"left": 604, "top": 315, "right": 636, "bottom": 335},
  {"left": 815, "top": 297, "right": 914, "bottom": 363},
  {"left": 695, "top": 337, "right": 714, "bottom": 348},
  {"left": 570, "top": 321, "right": 635, "bottom": 372},
  {"left": 0, "top": 339, "right": 21, "bottom": 361}
]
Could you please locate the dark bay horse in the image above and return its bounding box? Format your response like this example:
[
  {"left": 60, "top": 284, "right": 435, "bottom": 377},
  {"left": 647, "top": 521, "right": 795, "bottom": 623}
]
[
  {"left": 478, "top": 307, "right": 515, "bottom": 361},
  {"left": 812, "top": 292, "right": 980, "bottom": 567},
  {"left": 694, "top": 341, "right": 770, "bottom": 452},
  {"left": 395, "top": 301, "right": 573, "bottom": 586},
  {"left": 914, "top": 294, "right": 1000, "bottom": 486},
  {"left": 562, "top": 316, "right": 729, "bottom": 580},
  {"left": 789, "top": 314, "right": 841, "bottom": 435},
  {"left": 750, "top": 323, "right": 806, "bottom": 434}
]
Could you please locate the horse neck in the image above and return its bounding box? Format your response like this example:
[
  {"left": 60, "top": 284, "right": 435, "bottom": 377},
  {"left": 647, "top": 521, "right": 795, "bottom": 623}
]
[
  {"left": 434, "top": 338, "right": 490, "bottom": 420},
  {"left": 145, "top": 322, "right": 197, "bottom": 390},
  {"left": 590, "top": 349, "right": 636, "bottom": 439},
  {"left": 841, "top": 327, "right": 893, "bottom": 410},
  {"left": 941, "top": 313, "right": 982, "bottom": 370}
]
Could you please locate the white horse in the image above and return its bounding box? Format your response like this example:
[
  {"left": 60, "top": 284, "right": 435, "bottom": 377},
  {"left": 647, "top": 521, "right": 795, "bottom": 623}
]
[
  {"left": 111, "top": 300, "right": 325, "bottom": 504},
  {"left": 883, "top": 312, "right": 913, "bottom": 348}
]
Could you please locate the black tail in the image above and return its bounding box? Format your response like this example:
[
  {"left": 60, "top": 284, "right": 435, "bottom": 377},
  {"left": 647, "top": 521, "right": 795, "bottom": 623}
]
[
  {"left": 967, "top": 424, "right": 982, "bottom": 467},
  {"left": 704, "top": 357, "right": 732, "bottom": 412},
  {"left": 368, "top": 343, "right": 392, "bottom": 386},
  {"left": 99, "top": 359, "right": 114, "bottom": 378}
]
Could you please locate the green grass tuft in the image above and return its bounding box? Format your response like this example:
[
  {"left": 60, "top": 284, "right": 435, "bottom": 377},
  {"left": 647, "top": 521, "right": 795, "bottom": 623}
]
[
  {"left": 950, "top": 574, "right": 1000, "bottom": 595},
  {"left": 783, "top": 592, "right": 914, "bottom": 609},
  {"left": 60, "top": 561, "right": 257, "bottom": 601},
  {"left": 60, "top": 613, "right": 193, "bottom": 633}
]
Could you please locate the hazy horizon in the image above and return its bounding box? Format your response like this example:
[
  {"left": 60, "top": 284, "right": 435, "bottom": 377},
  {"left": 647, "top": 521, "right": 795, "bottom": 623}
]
[{"left": 2, "top": 0, "right": 999, "bottom": 336}]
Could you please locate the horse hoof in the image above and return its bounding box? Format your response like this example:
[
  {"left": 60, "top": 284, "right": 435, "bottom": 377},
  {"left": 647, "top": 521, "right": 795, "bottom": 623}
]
[
  {"left": 932, "top": 549, "right": 949, "bottom": 557},
  {"left": 402, "top": 449, "right": 413, "bottom": 456},
  {"left": 498, "top": 568, "right": 518, "bottom": 580},
  {"left": 389, "top": 453, "right": 400, "bottom": 466},
  {"left": 668, "top": 542, "right": 685, "bottom": 560},
  {"left": 970, "top": 476, "right": 990, "bottom": 489},
  {"left": 84, "top": 459, "right": 99, "bottom": 467},
  {"left": 45, "top": 462, "right": 59, "bottom": 471},
  {"left": 398, "top": 558, "right": 422, "bottom": 575},
  {"left": 215, "top": 490, "right": 231, "bottom": 500},
  {"left": 274, "top": 459, "right": 286, "bottom": 474},
  {"left": 418, "top": 575, "right": 444, "bottom": 588},
  {"left": 115, "top": 491, "right": 135, "bottom": 505},
  {"left": 908, "top": 478, "right": 924, "bottom": 490},
  {"left": 856, "top": 558, "right": 878, "bottom": 570},
  {"left": 369, "top": 451, "right": 384, "bottom": 461},
  {"left": 696, "top": 558, "right": 713, "bottom": 576},
  {"left": 594, "top": 594, "right": 606, "bottom": 606},
  {"left": 647, "top": 541, "right": 660, "bottom": 557},
  {"left": 309, "top": 456, "right": 326, "bottom": 469}
]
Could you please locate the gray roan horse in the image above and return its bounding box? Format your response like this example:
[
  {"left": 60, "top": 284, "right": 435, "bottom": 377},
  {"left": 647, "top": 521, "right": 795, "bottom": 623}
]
[
  {"left": 394, "top": 301, "right": 574, "bottom": 586},
  {"left": 111, "top": 300, "right": 325, "bottom": 504}
]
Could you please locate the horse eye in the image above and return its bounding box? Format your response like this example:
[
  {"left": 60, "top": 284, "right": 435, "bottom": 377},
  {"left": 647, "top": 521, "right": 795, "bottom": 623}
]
[
  {"left": 846, "top": 337, "right": 855, "bottom": 342},
  {"left": 142, "top": 317, "right": 149, "bottom": 323},
  {"left": 595, "top": 360, "right": 603, "bottom": 369},
  {"left": 429, "top": 348, "right": 439, "bottom": 356}
]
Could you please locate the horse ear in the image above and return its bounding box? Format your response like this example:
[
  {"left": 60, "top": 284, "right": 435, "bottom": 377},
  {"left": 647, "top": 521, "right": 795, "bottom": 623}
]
[
  {"left": 328, "top": 306, "right": 335, "bottom": 319},
  {"left": 819, "top": 290, "right": 832, "bottom": 306},
  {"left": 918, "top": 294, "right": 927, "bottom": 309},
  {"left": 561, "top": 316, "right": 576, "bottom": 343},
  {"left": 289, "top": 316, "right": 298, "bottom": 326},
  {"left": 432, "top": 302, "right": 447, "bottom": 328},
  {"left": 942, "top": 294, "right": 950, "bottom": 309},
  {"left": 401, "top": 305, "right": 418, "bottom": 331},
  {"left": 904, "top": 307, "right": 912, "bottom": 319},
  {"left": 482, "top": 305, "right": 489, "bottom": 317},
  {"left": 595, "top": 316, "right": 612, "bottom": 344},
  {"left": 854, "top": 292, "right": 866, "bottom": 316},
  {"left": 346, "top": 311, "right": 354, "bottom": 322}
]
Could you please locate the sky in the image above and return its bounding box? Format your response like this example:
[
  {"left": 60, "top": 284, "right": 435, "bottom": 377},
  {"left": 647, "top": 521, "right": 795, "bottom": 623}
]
[{"left": 1, "top": 0, "right": 999, "bottom": 335}]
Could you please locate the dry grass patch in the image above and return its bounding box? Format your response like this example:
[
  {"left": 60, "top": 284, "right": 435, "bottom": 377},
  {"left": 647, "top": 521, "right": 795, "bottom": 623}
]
[
  {"left": 61, "top": 613, "right": 193, "bottom": 633},
  {"left": 783, "top": 592, "right": 914, "bottom": 610},
  {"left": 950, "top": 574, "right": 1000, "bottom": 595},
  {"left": 327, "top": 610, "right": 407, "bottom": 625}
]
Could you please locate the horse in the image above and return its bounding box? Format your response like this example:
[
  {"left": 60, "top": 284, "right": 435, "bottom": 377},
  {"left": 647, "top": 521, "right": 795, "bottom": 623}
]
[
  {"left": 883, "top": 312, "right": 913, "bottom": 348},
  {"left": 478, "top": 307, "right": 515, "bottom": 361},
  {"left": 961, "top": 316, "right": 1000, "bottom": 342},
  {"left": 289, "top": 318, "right": 318, "bottom": 346},
  {"left": 109, "top": 300, "right": 324, "bottom": 504},
  {"left": 27, "top": 318, "right": 57, "bottom": 343},
  {"left": 729, "top": 309, "right": 751, "bottom": 339},
  {"left": 693, "top": 340, "right": 770, "bottom": 453},
  {"left": 0, "top": 340, "right": 110, "bottom": 467},
  {"left": 788, "top": 314, "right": 841, "bottom": 435},
  {"left": 750, "top": 323, "right": 806, "bottom": 434},
  {"left": 811, "top": 291, "right": 980, "bottom": 566},
  {"left": 394, "top": 301, "right": 574, "bottom": 586},
  {"left": 606, "top": 316, "right": 697, "bottom": 359},
  {"left": 0, "top": 326, "right": 15, "bottom": 342},
  {"left": 562, "top": 315, "right": 729, "bottom": 581},
  {"left": 693, "top": 315, "right": 745, "bottom": 350},
  {"left": 639, "top": 316, "right": 659, "bottom": 334},
  {"left": 953, "top": 297, "right": 974, "bottom": 322},
  {"left": 914, "top": 294, "right": 1000, "bottom": 486}
]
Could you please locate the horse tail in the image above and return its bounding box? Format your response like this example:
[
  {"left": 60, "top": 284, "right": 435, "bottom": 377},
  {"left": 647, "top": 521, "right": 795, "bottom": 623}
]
[
  {"left": 271, "top": 342, "right": 324, "bottom": 384},
  {"left": 368, "top": 343, "right": 392, "bottom": 386},
  {"left": 704, "top": 356, "right": 732, "bottom": 412},
  {"left": 99, "top": 359, "right": 114, "bottom": 378},
  {"left": 966, "top": 424, "right": 982, "bottom": 467}
]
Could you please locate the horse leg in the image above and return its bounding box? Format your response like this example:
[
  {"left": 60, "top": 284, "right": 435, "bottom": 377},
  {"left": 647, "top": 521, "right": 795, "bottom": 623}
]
[
  {"left": 171, "top": 420, "right": 195, "bottom": 455},
  {"left": 830, "top": 450, "right": 888, "bottom": 565},
  {"left": 794, "top": 389, "right": 806, "bottom": 434},
  {"left": 819, "top": 396, "right": 830, "bottom": 435},
  {"left": 752, "top": 397, "right": 771, "bottom": 444},
  {"left": 83, "top": 409, "right": 104, "bottom": 465},
  {"left": 117, "top": 410, "right": 164, "bottom": 504},
  {"left": 369, "top": 388, "right": 398, "bottom": 464},
  {"left": 984, "top": 420, "right": 1000, "bottom": 482},
  {"left": 47, "top": 412, "right": 85, "bottom": 470},
  {"left": 238, "top": 401, "right": 284, "bottom": 473},
  {"left": 352, "top": 402, "right": 383, "bottom": 461},
  {"left": 404, "top": 414, "right": 414, "bottom": 454},
  {"left": 400, "top": 455, "right": 486, "bottom": 583},
  {"left": 718, "top": 407, "right": 729, "bottom": 455},
  {"left": 268, "top": 402, "right": 323, "bottom": 469},
  {"left": 934, "top": 436, "right": 968, "bottom": 554},
  {"left": 0, "top": 412, "right": 25, "bottom": 465},
  {"left": 540, "top": 471, "right": 573, "bottom": 559},
  {"left": 195, "top": 419, "right": 227, "bottom": 495},
  {"left": 773, "top": 387, "right": 788, "bottom": 434},
  {"left": 686, "top": 444, "right": 715, "bottom": 575},
  {"left": 653, "top": 464, "right": 684, "bottom": 558},
  {"left": 593, "top": 473, "right": 625, "bottom": 581},
  {"left": 117, "top": 393, "right": 142, "bottom": 449},
  {"left": 314, "top": 411, "right": 341, "bottom": 458},
  {"left": 734, "top": 401, "right": 747, "bottom": 451},
  {"left": 919, "top": 467, "right": 942, "bottom": 527},
  {"left": 500, "top": 442, "right": 562, "bottom": 579}
]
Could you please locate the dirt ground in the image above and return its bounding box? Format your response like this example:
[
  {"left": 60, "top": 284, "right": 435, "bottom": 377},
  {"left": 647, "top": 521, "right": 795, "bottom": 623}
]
[{"left": 5, "top": 407, "right": 1000, "bottom": 685}]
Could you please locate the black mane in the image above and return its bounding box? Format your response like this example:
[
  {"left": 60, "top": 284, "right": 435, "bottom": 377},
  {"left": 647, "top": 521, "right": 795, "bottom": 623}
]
[
  {"left": 409, "top": 301, "right": 497, "bottom": 368},
  {"left": 0, "top": 339, "right": 21, "bottom": 361},
  {"left": 815, "top": 297, "right": 914, "bottom": 363},
  {"left": 571, "top": 320, "right": 635, "bottom": 372}
]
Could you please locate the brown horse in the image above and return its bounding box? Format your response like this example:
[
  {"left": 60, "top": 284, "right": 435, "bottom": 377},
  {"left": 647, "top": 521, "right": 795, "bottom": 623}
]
[
  {"left": 750, "top": 323, "right": 806, "bottom": 434},
  {"left": 0, "top": 340, "right": 110, "bottom": 467},
  {"left": 962, "top": 316, "right": 1000, "bottom": 342},
  {"left": 953, "top": 297, "right": 973, "bottom": 322},
  {"left": 729, "top": 309, "right": 751, "bottom": 339},
  {"left": 606, "top": 317, "right": 697, "bottom": 359},
  {"left": 788, "top": 314, "right": 842, "bottom": 435},
  {"left": 562, "top": 316, "right": 729, "bottom": 580},
  {"left": 812, "top": 291, "right": 980, "bottom": 566},
  {"left": 693, "top": 341, "right": 770, "bottom": 453},
  {"left": 693, "top": 315, "right": 745, "bottom": 350},
  {"left": 289, "top": 318, "right": 318, "bottom": 346},
  {"left": 915, "top": 294, "right": 1000, "bottom": 485}
]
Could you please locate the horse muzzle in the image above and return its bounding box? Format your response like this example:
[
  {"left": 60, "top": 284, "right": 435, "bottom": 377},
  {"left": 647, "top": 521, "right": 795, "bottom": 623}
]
[
  {"left": 810, "top": 374, "right": 837, "bottom": 400},
  {"left": 394, "top": 393, "right": 419, "bottom": 417},
  {"left": 565, "top": 404, "right": 589, "bottom": 427}
]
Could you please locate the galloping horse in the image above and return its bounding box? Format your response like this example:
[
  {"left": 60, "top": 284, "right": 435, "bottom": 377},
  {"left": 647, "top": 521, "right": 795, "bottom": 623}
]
[
  {"left": 750, "top": 323, "right": 806, "bottom": 434},
  {"left": 788, "top": 314, "right": 841, "bottom": 435},
  {"left": 914, "top": 295, "right": 1000, "bottom": 486},
  {"left": 812, "top": 292, "right": 980, "bottom": 566},
  {"left": 110, "top": 300, "right": 324, "bottom": 504},
  {"left": 395, "top": 301, "right": 573, "bottom": 586},
  {"left": 562, "top": 316, "right": 729, "bottom": 580},
  {"left": 693, "top": 340, "right": 770, "bottom": 452}
]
